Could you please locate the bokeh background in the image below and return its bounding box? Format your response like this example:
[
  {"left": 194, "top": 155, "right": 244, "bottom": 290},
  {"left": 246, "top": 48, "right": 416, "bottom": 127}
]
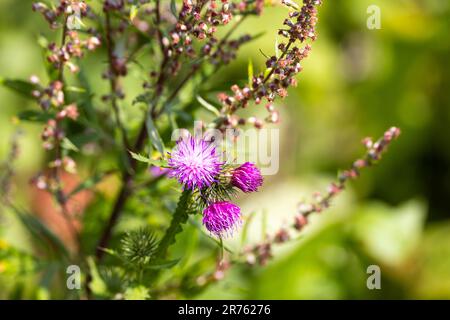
[{"left": 1, "top": 0, "right": 449, "bottom": 299}]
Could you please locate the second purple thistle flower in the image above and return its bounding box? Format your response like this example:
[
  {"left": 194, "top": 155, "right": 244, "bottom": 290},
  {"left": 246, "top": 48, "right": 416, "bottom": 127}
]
[
  {"left": 168, "top": 136, "right": 222, "bottom": 190},
  {"left": 231, "top": 162, "right": 263, "bottom": 193},
  {"left": 203, "top": 202, "right": 242, "bottom": 237}
]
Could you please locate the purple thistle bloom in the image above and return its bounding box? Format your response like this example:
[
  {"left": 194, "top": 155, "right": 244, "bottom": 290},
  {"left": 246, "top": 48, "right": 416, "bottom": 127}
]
[
  {"left": 168, "top": 136, "right": 222, "bottom": 190},
  {"left": 231, "top": 162, "right": 263, "bottom": 193},
  {"left": 202, "top": 202, "right": 242, "bottom": 237}
]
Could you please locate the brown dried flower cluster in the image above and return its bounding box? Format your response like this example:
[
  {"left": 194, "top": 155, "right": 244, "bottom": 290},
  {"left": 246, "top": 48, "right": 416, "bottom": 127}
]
[{"left": 216, "top": 0, "right": 321, "bottom": 130}]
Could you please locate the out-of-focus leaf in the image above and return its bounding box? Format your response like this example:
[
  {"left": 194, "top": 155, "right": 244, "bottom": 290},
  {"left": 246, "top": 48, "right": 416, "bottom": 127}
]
[
  {"left": 196, "top": 95, "right": 220, "bottom": 117},
  {"left": 170, "top": 0, "right": 177, "bottom": 17},
  {"left": 248, "top": 59, "right": 254, "bottom": 87},
  {"left": 98, "top": 247, "right": 126, "bottom": 264},
  {"left": 17, "top": 110, "right": 53, "bottom": 123},
  {"left": 0, "top": 240, "right": 40, "bottom": 276},
  {"left": 352, "top": 200, "right": 426, "bottom": 267},
  {"left": 241, "top": 211, "right": 255, "bottom": 247},
  {"left": 144, "top": 258, "right": 180, "bottom": 270},
  {"left": 65, "top": 86, "right": 86, "bottom": 93},
  {"left": 129, "top": 151, "right": 167, "bottom": 167},
  {"left": 61, "top": 137, "right": 79, "bottom": 152},
  {"left": 146, "top": 115, "right": 165, "bottom": 156},
  {"left": 12, "top": 207, "right": 69, "bottom": 260},
  {"left": 0, "top": 78, "right": 35, "bottom": 99},
  {"left": 275, "top": 36, "right": 280, "bottom": 59},
  {"left": 87, "top": 257, "right": 108, "bottom": 297},
  {"left": 261, "top": 209, "right": 267, "bottom": 241}
]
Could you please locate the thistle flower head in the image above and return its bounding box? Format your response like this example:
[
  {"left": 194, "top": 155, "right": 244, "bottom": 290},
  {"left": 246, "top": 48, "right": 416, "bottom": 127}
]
[
  {"left": 202, "top": 202, "right": 241, "bottom": 237},
  {"left": 168, "top": 136, "right": 222, "bottom": 190},
  {"left": 231, "top": 162, "right": 263, "bottom": 193}
]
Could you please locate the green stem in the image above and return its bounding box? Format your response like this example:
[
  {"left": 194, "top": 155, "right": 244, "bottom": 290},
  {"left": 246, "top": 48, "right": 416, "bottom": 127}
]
[{"left": 154, "top": 189, "right": 193, "bottom": 260}]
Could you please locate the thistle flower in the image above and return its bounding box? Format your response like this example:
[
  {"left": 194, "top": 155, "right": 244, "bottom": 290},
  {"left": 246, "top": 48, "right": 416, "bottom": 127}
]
[
  {"left": 202, "top": 202, "right": 242, "bottom": 237},
  {"left": 168, "top": 136, "right": 222, "bottom": 190},
  {"left": 231, "top": 162, "right": 263, "bottom": 193}
]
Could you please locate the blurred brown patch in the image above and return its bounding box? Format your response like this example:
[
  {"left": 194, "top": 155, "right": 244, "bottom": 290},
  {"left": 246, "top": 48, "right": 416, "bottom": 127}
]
[{"left": 30, "top": 171, "right": 93, "bottom": 252}]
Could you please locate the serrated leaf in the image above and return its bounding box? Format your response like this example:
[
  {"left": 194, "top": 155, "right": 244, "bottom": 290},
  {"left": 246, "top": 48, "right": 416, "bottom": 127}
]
[
  {"left": 196, "top": 95, "right": 220, "bottom": 117},
  {"left": 154, "top": 190, "right": 193, "bottom": 260},
  {"left": 145, "top": 114, "right": 165, "bottom": 156},
  {"left": 0, "top": 78, "right": 35, "bottom": 99}
]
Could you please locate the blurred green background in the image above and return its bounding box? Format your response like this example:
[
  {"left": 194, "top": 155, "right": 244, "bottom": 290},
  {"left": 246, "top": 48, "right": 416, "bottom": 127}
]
[{"left": 1, "top": 0, "right": 450, "bottom": 299}]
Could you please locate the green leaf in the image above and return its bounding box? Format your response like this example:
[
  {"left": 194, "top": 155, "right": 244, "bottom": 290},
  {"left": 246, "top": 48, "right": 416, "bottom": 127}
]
[
  {"left": 196, "top": 95, "right": 220, "bottom": 117},
  {"left": 61, "top": 137, "right": 79, "bottom": 152},
  {"left": 65, "top": 86, "right": 86, "bottom": 93},
  {"left": 129, "top": 151, "right": 167, "bottom": 167},
  {"left": 12, "top": 206, "right": 69, "bottom": 259},
  {"left": 275, "top": 36, "right": 280, "bottom": 59},
  {"left": 248, "top": 59, "right": 254, "bottom": 87},
  {"left": 262, "top": 209, "right": 268, "bottom": 240},
  {"left": 87, "top": 257, "right": 108, "bottom": 297},
  {"left": 241, "top": 211, "right": 256, "bottom": 247},
  {"left": 145, "top": 258, "right": 180, "bottom": 270},
  {"left": 0, "top": 78, "right": 35, "bottom": 99},
  {"left": 17, "top": 110, "right": 53, "bottom": 123},
  {"left": 99, "top": 247, "right": 125, "bottom": 262},
  {"left": 170, "top": 0, "right": 177, "bottom": 17},
  {"left": 124, "top": 286, "right": 150, "bottom": 300},
  {"left": 145, "top": 115, "right": 165, "bottom": 156}
]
